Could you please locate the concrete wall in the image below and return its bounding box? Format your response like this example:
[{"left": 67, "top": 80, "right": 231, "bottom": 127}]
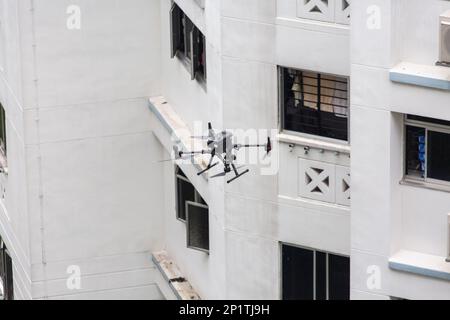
[
  {"left": 1, "top": 0, "right": 448, "bottom": 300},
  {"left": 158, "top": 0, "right": 351, "bottom": 300},
  {"left": 0, "top": 0, "right": 34, "bottom": 300},
  {"left": 1, "top": 0, "right": 170, "bottom": 300},
  {"left": 158, "top": 0, "right": 228, "bottom": 299},
  {"left": 351, "top": 0, "right": 450, "bottom": 300}
]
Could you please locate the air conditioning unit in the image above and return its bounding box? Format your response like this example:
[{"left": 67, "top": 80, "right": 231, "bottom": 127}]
[{"left": 439, "top": 10, "right": 450, "bottom": 65}]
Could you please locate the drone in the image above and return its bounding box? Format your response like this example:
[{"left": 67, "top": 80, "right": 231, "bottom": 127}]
[{"left": 173, "top": 123, "right": 272, "bottom": 184}]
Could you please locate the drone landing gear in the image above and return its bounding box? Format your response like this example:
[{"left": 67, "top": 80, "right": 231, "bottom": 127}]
[
  {"left": 227, "top": 164, "right": 250, "bottom": 184},
  {"left": 197, "top": 161, "right": 219, "bottom": 176}
]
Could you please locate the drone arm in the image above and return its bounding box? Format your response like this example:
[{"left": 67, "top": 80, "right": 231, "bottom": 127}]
[
  {"left": 234, "top": 143, "right": 266, "bottom": 150},
  {"left": 178, "top": 149, "right": 212, "bottom": 157},
  {"left": 234, "top": 138, "right": 272, "bottom": 153}
]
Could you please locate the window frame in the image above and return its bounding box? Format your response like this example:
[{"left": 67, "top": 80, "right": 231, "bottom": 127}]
[
  {"left": 0, "top": 238, "right": 13, "bottom": 300},
  {"left": 279, "top": 242, "right": 350, "bottom": 301},
  {"left": 0, "top": 103, "right": 6, "bottom": 158},
  {"left": 278, "top": 66, "right": 351, "bottom": 145},
  {"left": 175, "top": 166, "right": 205, "bottom": 222},
  {"left": 170, "top": 3, "right": 207, "bottom": 85},
  {"left": 0, "top": 103, "right": 7, "bottom": 174},
  {"left": 191, "top": 28, "right": 207, "bottom": 83},
  {"left": 404, "top": 115, "right": 450, "bottom": 188},
  {"left": 185, "top": 201, "right": 210, "bottom": 254}
]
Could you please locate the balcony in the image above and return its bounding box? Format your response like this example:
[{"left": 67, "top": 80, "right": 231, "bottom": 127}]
[{"left": 296, "top": 0, "right": 351, "bottom": 25}]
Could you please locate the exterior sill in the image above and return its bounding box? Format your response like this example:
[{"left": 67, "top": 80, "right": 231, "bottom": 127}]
[
  {"left": 400, "top": 178, "right": 450, "bottom": 194},
  {"left": 148, "top": 96, "right": 209, "bottom": 174},
  {"left": 278, "top": 133, "right": 351, "bottom": 155},
  {"left": 389, "top": 250, "right": 450, "bottom": 282},
  {"left": 152, "top": 251, "right": 201, "bottom": 300},
  {"left": 276, "top": 17, "right": 350, "bottom": 34},
  {"left": 390, "top": 62, "right": 450, "bottom": 91}
]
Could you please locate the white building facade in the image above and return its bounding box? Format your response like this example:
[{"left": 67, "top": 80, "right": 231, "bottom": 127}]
[{"left": 0, "top": 0, "right": 449, "bottom": 300}]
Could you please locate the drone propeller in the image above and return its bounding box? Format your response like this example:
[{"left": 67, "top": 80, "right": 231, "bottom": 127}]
[
  {"left": 262, "top": 137, "right": 272, "bottom": 160},
  {"left": 208, "top": 122, "right": 216, "bottom": 140},
  {"left": 265, "top": 137, "right": 272, "bottom": 154}
]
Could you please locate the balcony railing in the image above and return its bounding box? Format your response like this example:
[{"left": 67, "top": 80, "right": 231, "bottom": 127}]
[{"left": 297, "top": 0, "right": 351, "bottom": 25}]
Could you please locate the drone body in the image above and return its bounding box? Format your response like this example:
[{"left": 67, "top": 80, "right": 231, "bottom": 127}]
[{"left": 174, "top": 123, "right": 271, "bottom": 183}]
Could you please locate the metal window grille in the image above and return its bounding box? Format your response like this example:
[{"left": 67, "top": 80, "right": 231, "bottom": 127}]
[{"left": 281, "top": 67, "right": 349, "bottom": 141}]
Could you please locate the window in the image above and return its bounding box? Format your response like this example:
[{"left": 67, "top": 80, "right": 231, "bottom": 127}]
[
  {"left": 282, "top": 244, "right": 350, "bottom": 300},
  {"left": 0, "top": 103, "right": 6, "bottom": 157},
  {"left": 175, "top": 166, "right": 209, "bottom": 253},
  {"left": 405, "top": 115, "right": 450, "bottom": 184},
  {"left": 176, "top": 166, "right": 206, "bottom": 221},
  {"left": 0, "top": 237, "right": 13, "bottom": 300},
  {"left": 280, "top": 67, "right": 349, "bottom": 141},
  {"left": 447, "top": 213, "right": 450, "bottom": 263},
  {"left": 186, "top": 202, "right": 209, "bottom": 253},
  {"left": 170, "top": 3, "right": 207, "bottom": 82}
]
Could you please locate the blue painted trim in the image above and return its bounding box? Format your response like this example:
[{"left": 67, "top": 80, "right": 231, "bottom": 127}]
[
  {"left": 389, "top": 261, "right": 450, "bottom": 282},
  {"left": 390, "top": 72, "right": 450, "bottom": 91}
]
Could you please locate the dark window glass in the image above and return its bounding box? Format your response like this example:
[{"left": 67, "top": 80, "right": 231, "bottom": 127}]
[
  {"left": 197, "top": 193, "right": 207, "bottom": 206},
  {"left": 186, "top": 202, "right": 209, "bottom": 252},
  {"left": 4, "top": 251, "right": 13, "bottom": 300},
  {"left": 170, "top": 3, "right": 206, "bottom": 83},
  {"left": 281, "top": 68, "right": 349, "bottom": 141},
  {"left": 0, "top": 104, "right": 6, "bottom": 157},
  {"left": 170, "top": 3, "right": 183, "bottom": 58},
  {"left": 282, "top": 245, "right": 350, "bottom": 301},
  {"left": 192, "top": 29, "right": 206, "bottom": 81},
  {"left": 427, "top": 131, "right": 450, "bottom": 182},
  {"left": 0, "top": 239, "right": 13, "bottom": 300},
  {"left": 176, "top": 166, "right": 187, "bottom": 178},
  {"left": 175, "top": 167, "right": 209, "bottom": 253},
  {"left": 405, "top": 126, "right": 426, "bottom": 178},
  {"left": 328, "top": 254, "right": 350, "bottom": 300},
  {"left": 176, "top": 178, "right": 195, "bottom": 220},
  {"left": 170, "top": 3, "right": 193, "bottom": 59},
  {"left": 282, "top": 245, "right": 314, "bottom": 300},
  {"left": 182, "top": 15, "right": 193, "bottom": 60},
  {"left": 405, "top": 115, "right": 450, "bottom": 183},
  {"left": 315, "top": 251, "right": 327, "bottom": 300}
]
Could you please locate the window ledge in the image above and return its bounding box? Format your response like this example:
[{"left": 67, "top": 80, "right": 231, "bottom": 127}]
[
  {"left": 276, "top": 17, "right": 350, "bottom": 34},
  {"left": 152, "top": 251, "right": 201, "bottom": 300},
  {"left": 148, "top": 96, "right": 209, "bottom": 173},
  {"left": 278, "top": 133, "right": 350, "bottom": 155},
  {"left": 389, "top": 250, "right": 450, "bottom": 282},
  {"left": 390, "top": 62, "right": 450, "bottom": 91},
  {"left": 400, "top": 178, "right": 450, "bottom": 194}
]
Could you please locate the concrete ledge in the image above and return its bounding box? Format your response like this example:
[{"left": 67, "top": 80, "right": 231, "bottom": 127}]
[
  {"left": 389, "top": 250, "right": 450, "bottom": 282},
  {"left": 148, "top": 96, "right": 209, "bottom": 172},
  {"left": 278, "top": 132, "right": 351, "bottom": 154},
  {"left": 152, "top": 251, "right": 201, "bottom": 300},
  {"left": 390, "top": 62, "right": 450, "bottom": 91}
]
